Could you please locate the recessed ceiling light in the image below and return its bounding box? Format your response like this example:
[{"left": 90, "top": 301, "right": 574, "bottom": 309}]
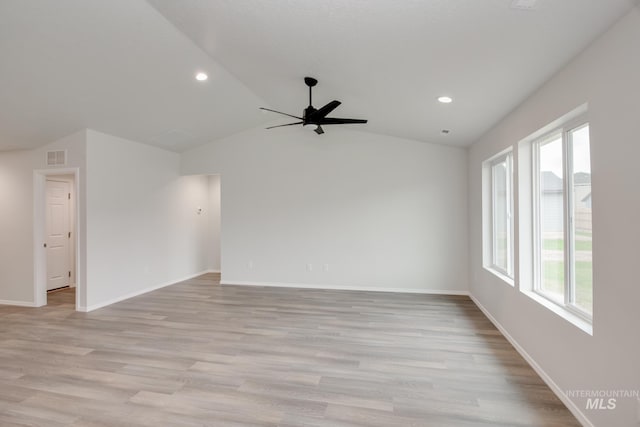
[
  {"left": 438, "top": 96, "right": 453, "bottom": 104},
  {"left": 195, "top": 72, "right": 208, "bottom": 81}
]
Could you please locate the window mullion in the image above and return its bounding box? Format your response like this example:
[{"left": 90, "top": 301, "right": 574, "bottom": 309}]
[
  {"left": 491, "top": 166, "right": 497, "bottom": 268},
  {"left": 532, "top": 143, "right": 541, "bottom": 292},
  {"left": 506, "top": 155, "right": 512, "bottom": 276},
  {"left": 563, "top": 129, "right": 574, "bottom": 307}
]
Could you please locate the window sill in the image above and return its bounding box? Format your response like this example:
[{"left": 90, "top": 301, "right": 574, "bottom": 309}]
[
  {"left": 522, "top": 290, "right": 593, "bottom": 335},
  {"left": 484, "top": 266, "right": 515, "bottom": 287}
]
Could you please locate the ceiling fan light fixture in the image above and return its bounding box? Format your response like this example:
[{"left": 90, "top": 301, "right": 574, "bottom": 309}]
[
  {"left": 303, "top": 123, "right": 323, "bottom": 134},
  {"left": 438, "top": 96, "right": 453, "bottom": 104}
]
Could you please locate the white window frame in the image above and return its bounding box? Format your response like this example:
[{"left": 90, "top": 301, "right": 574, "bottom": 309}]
[
  {"left": 531, "top": 117, "right": 592, "bottom": 323},
  {"left": 482, "top": 149, "right": 514, "bottom": 283},
  {"left": 489, "top": 152, "right": 514, "bottom": 279}
]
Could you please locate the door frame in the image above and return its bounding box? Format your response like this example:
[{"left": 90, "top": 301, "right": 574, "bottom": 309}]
[
  {"left": 45, "top": 177, "right": 75, "bottom": 291},
  {"left": 34, "top": 168, "right": 82, "bottom": 309}
]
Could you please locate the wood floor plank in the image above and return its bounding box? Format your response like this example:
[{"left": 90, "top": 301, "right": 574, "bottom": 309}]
[{"left": 0, "top": 274, "right": 580, "bottom": 426}]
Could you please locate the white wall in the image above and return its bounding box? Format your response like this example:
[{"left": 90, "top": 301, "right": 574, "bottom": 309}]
[
  {"left": 0, "top": 130, "right": 86, "bottom": 306},
  {"left": 84, "top": 130, "right": 210, "bottom": 310},
  {"left": 207, "top": 174, "right": 221, "bottom": 272},
  {"left": 182, "top": 126, "right": 468, "bottom": 293},
  {"left": 0, "top": 149, "right": 39, "bottom": 304},
  {"left": 468, "top": 7, "right": 640, "bottom": 427}
]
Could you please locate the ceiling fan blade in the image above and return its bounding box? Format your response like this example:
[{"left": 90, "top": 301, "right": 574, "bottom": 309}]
[
  {"left": 260, "top": 107, "right": 303, "bottom": 120},
  {"left": 319, "top": 117, "right": 368, "bottom": 125},
  {"left": 308, "top": 100, "right": 341, "bottom": 120},
  {"left": 314, "top": 125, "right": 324, "bottom": 135},
  {"left": 265, "top": 121, "right": 303, "bottom": 129}
]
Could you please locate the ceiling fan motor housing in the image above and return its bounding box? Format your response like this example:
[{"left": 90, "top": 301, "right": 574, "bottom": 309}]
[{"left": 303, "top": 106, "right": 318, "bottom": 125}]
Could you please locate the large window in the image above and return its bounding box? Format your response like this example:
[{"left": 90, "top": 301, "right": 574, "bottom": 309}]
[
  {"left": 483, "top": 150, "right": 514, "bottom": 281},
  {"left": 491, "top": 153, "right": 514, "bottom": 277},
  {"left": 533, "top": 122, "right": 592, "bottom": 318}
]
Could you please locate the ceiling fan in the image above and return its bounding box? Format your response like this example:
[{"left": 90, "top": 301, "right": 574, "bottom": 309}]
[{"left": 260, "top": 77, "right": 367, "bottom": 135}]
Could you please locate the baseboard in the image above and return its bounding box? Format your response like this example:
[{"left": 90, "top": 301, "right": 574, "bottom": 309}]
[
  {"left": 221, "top": 280, "right": 469, "bottom": 296},
  {"left": 206, "top": 269, "right": 221, "bottom": 274},
  {"left": 469, "top": 294, "right": 593, "bottom": 427},
  {"left": 81, "top": 270, "right": 211, "bottom": 312},
  {"left": 0, "top": 299, "right": 38, "bottom": 307}
]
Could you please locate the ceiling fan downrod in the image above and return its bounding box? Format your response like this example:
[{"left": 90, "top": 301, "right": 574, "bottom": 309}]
[{"left": 305, "top": 76, "right": 317, "bottom": 107}]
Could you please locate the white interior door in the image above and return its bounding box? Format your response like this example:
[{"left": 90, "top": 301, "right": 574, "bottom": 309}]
[{"left": 46, "top": 179, "right": 71, "bottom": 291}]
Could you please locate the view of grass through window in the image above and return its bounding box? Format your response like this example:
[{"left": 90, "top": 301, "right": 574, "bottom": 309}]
[
  {"left": 539, "top": 135, "right": 565, "bottom": 302},
  {"left": 536, "top": 124, "right": 592, "bottom": 316},
  {"left": 570, "top": 125, "right": 592, "bottom": 314}
]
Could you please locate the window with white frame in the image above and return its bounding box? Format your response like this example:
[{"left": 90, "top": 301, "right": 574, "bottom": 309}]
[
  {"left": 532, "top": 121, "right": 592, "bottom": 319},
  {"left": 483, "top": 150, "right": 514, "bottom": 280}
]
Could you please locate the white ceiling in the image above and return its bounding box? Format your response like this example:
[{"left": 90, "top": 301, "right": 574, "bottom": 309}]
[
  {"left": 0, "top": 0, "right": 267, "bottom": 152},
  {"left": 0, "top": 0, "right": 637, "bottom": 152}
]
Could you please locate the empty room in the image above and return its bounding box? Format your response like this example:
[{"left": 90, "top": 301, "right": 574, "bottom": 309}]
[{"left": 1, "top": 1, "right": 639, "bottom": 426}]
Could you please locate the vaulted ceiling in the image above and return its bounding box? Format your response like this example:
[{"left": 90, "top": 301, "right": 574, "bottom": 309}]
[{"left": 0, "top": 0, "right": 637, "bottom": 152}]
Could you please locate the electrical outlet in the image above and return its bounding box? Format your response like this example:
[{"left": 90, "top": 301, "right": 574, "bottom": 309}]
[
  {"left": 306, "top": 263, "right": 313, "bottom": 272},
  {"left": 323, "top": 264, "right": 329, "bottom": 272},
  {"left": 248, "top": 260, "right": 254, "bottom": 270}
]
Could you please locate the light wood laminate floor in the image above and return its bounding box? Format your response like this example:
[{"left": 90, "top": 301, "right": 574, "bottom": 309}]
[{"left": 0, "top": 274, "right": 580, "bottom": 426}]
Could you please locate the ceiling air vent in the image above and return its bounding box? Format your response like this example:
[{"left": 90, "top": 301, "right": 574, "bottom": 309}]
[
  {"left": 511, "top": 0, "right": 538, "bottom": 10},
  {"left": 46, "top": 150, "right": 67, "bottom": 167}
]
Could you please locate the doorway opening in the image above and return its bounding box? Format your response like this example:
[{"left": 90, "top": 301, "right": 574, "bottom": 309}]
[
  {"left": 34, "top": 168, "right": 82, "bottom": 310},
  {"left": 206, "top": 174, "right": 221, "bottom": 277},
  {"left": 45, "top": 176, "right": 75, "bottom": 293}
]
